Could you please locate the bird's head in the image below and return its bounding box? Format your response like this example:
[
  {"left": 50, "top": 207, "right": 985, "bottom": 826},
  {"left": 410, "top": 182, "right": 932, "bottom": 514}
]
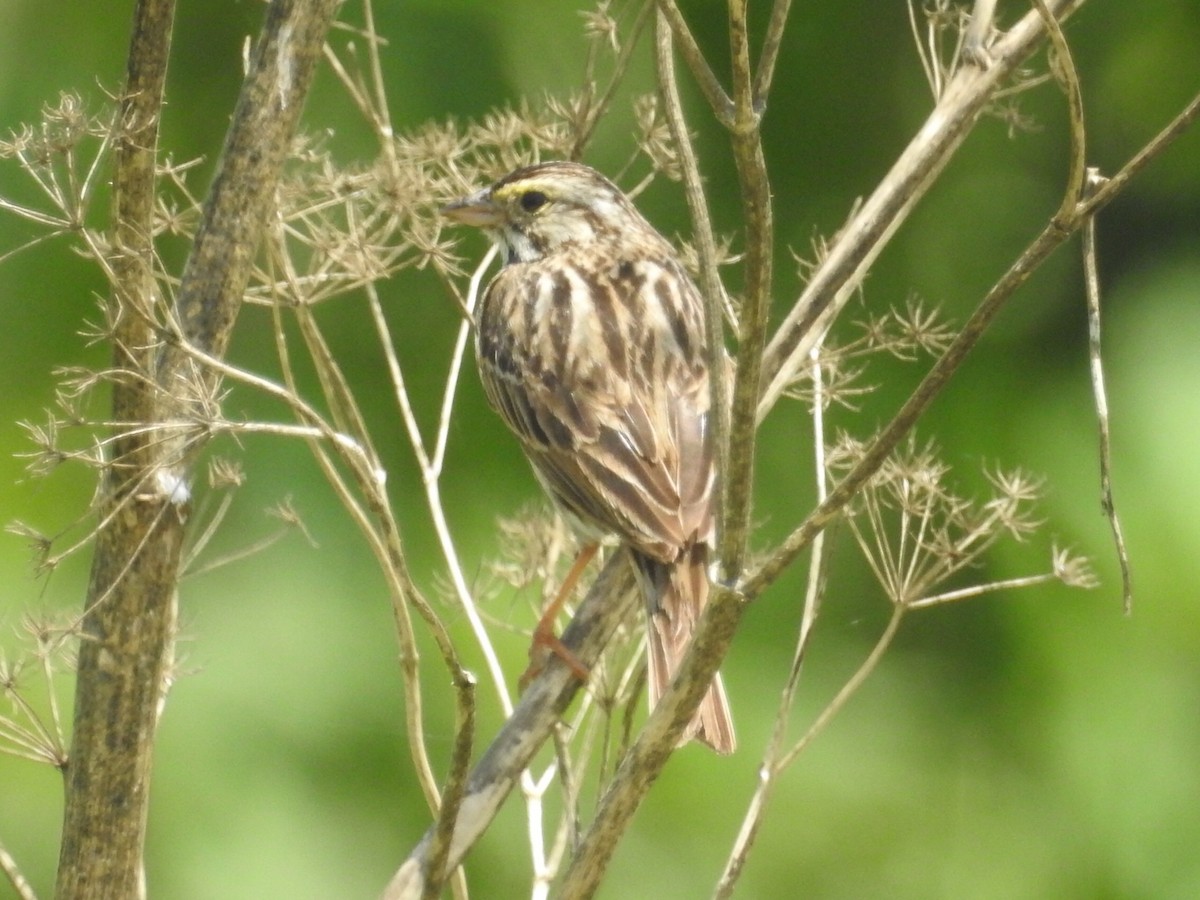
[{"left": 441, "top": 161, "right": 651, "bottom": 264}]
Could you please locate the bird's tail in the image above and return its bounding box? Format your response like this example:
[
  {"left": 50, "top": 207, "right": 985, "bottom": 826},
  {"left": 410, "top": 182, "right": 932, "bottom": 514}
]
[{"left": 636, "top": 547, "right": 735, "bottom": 754}]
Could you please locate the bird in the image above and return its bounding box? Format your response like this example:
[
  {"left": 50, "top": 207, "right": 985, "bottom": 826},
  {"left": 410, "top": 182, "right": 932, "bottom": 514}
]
[{"left": 441, "top": 160, "right": 734, "bottom": 754}]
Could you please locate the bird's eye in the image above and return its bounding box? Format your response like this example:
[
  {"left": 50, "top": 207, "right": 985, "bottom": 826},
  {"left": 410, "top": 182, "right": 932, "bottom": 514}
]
[{"left": 520, "top": 190, "right": 548, "bottom": 213}]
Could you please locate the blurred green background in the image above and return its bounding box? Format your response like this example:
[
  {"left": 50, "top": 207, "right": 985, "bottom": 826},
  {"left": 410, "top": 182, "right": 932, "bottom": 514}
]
[{"left": 2, "top": 2, "right": 1199, "bottom": 897}]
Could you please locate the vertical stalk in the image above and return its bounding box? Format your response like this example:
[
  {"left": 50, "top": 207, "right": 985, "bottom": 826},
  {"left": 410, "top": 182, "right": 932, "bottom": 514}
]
[
  {"left": 56, "top": 3, "right": 177, "bottom": 897},
  {"left": 718, "top": 0, "right": 776, "bottom": 580}
]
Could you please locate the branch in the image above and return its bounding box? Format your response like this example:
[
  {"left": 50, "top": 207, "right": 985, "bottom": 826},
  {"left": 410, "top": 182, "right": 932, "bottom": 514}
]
[
  {"left": 56, "top": 2, "right": 341, "bottom": 897},
  {"left": 1, "top": 838, "right": 36, "bottom": 900},
  {"left": 556, "top": 577, "right": 747, "bottom": 898},
  {"left": 1082, "top": 170, "right": 1134, "bottom": 613},
  {"left": 718, "top": 1, "right": 775, "bottom": 579},
  {"left": 758, "top": 0, "right": 1088, "bottom": 417},
  {"left": 752, "top": 0, "right": 794, "bottom": 110},
  {"left": 714, "top": 339, "right": 829, "bottom": 898},
  {"left": 382, "top": 553, "right": 639, "bottom": 900},
  {"left": 743, "top": 85, "right": 1200, "bottom": 600},
  {"left": 55, "top": 2, "right": 177, "bottom": 895},
  {"left": 655, "top": 0, "right": 734, "bottom": 125}
]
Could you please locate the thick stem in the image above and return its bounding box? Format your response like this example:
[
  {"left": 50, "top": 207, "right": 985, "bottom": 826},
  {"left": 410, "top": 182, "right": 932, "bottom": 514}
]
[
  {"left": 56, "top": 3, "right": 177, "bottom": 896},
  {"left": 57, "top": 2, "right": 341, "bottom": 896}
]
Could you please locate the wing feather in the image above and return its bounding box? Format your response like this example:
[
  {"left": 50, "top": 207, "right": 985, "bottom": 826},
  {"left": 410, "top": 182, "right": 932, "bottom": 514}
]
[{"left": 476, "top": 251, "right": 714, "bottom": 562}]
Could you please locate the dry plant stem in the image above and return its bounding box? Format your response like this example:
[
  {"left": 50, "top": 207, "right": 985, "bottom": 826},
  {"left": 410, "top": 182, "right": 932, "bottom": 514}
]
[
  {"left": 715, "top": 343, "right": 829, "bottom": 899},
  {"left": 908, "top": 571, "right": 1064, "bottom": 609},
  {"left": 753, "top": 0, "right": 795, "bottom": 106},
  {"left": 720, "top": 130, "right": 771, "bottom": 577},
  {"left": 966, "top": 0, "right": 999, "bottom": 58},
  {"left": 261, "top": 256, "right": 475, "bottom": 900},
  {"left": 720, "top": 0, "right": 780, "bottom": 578},
  {"left": 759, "top": 0, "right": 1087, "bottom": 417},
  {"left": 175, "top": 287, "right": 468, "bottom": 765},
  {"left": 388, "top": 251, "right": 517, "bottom": 713},
  {"left": 1033, "top": 0, "right": 1086, "bottom": 212},
  {"left": 264, "top": 276, "right": 447, "bottom": 818},
  {"left": 1083, "top": 92, "right": 1200, "bottom": 211},
  {"left": 1, "top": 840, "right": 36, "bottom": 900},
  {"left": 558, "top": 590, "right": 745, "bottom": 898},
  {"left": 58, "top": 3, "right": 340, "bottom": 897},
  {"left": 744, "top": 86, "right": 1200, "bottom": 602},
  {"left": 0, "top": 696, "right": 60, "bottom": 765},
  {"left": 344, "top": 0, "right": 397, "bottom": 158},
  {"left": 654, "top": 13, "right": 731, "bottom": 517},
  {"left": 1082, "top": 172, "right": 1133, "bottom": 613},
  {"left": 1038, "top": 0, "right": 1132, "bottom": 612},
  {"left": 364, "top": 265, "right": 497, "bottom": 899},
  {"left": 418, "top": 255, "right": 589, "bottom": 894},
  {"left": 382, "top": 555, "right": 640, "bottom": 900},
  {"left": 166, "top": 0, "right": 340, "bottom": 376},
  {"left": 425, "top": 675, "right": 476, "bottom": 900},
  {"left": 56, "top": 3, "right": 176, "bottom": 897},
  {"left": 775, "top": 605, "right": 905, "bottom": 771},
  {"left": 527, "top": 756, "right": 565, "bottom": 900},
  {"left": 571, "top": 0, "right": 656, "bottom": 160},
  {"left": 303, "top": 386, "right": 474, "bottom": 897},
  {"left": 654, "top": 0, "right": 734, "bottom": 124},
  {"left": 907, "top": 0, "right": 942, "bottom": 97}
]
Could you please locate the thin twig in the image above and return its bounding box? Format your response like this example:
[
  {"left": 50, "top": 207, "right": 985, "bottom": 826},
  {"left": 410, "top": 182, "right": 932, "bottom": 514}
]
[
  {"left": 775, "top": 605, "right": 905, "bottom": 771},
  {"left": 752, "top": 0, "right": 794, "bottom": 111},
  {"left": 907, "top": 571, "right": 1063, "bottom": 608},
  {"left": 382, "top": 554, "right": 640, "bottom": 900},
  {"left": 571, "top": 0, "right": 656, "bottom": 159},
  {"left": 1033, "top": 0, "right": 1087, "bottom": 216},
  {"left": 907, "top": 0, "right": 938, "bottom": 96},
  {"left": 965, "top": 0, "right": 999, "bottom": 62},
  {"left": 1080, "top": 89, "right": 1200, "bottom": 217},
  {"left": 654, "top": 0, "right": 735, "bottom": 125},
  {"left": 0, "top": 840, "right": 37, "bottom": 900},
  {"left": 263, "top": 274, "right": 447, "bottom": 820},
  {"left": 368, "top": 254, "right": 514, "bottom": 715},
  {"left": 1081, "top": 169, "right": 1133, "bottom": 613},
  {"left": 714, "top": 339, "right": 829, "bottom": 899}
]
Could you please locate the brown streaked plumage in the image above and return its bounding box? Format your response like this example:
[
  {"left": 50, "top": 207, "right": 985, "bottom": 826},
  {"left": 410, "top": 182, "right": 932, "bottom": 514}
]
[{"left": 442, "top": 161, "right": 734, "bottom": 754}]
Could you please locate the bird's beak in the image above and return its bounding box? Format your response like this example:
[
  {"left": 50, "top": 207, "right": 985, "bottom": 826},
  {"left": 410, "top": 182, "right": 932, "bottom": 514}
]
[{"left": 440, "top": 189, "right": 502, "bottom": 228}]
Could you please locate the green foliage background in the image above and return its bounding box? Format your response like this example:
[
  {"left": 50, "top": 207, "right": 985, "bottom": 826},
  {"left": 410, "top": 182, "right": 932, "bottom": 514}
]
[{"left": 2, "top": 2, "right": 1199, "bottom": 897}]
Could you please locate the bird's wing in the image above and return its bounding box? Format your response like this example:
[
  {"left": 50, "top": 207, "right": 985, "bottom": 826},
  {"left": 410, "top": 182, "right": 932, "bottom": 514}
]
[{"left": 476, "top": 254, "right": 714, "bottom": 561}]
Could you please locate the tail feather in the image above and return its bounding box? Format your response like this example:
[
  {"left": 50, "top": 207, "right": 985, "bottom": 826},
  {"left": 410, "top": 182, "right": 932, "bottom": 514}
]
[{"left": 638, "top": 547, "right": 735, "bottom": 754}]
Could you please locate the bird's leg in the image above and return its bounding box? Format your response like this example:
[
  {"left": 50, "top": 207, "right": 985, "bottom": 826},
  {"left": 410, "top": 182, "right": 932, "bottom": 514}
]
[{"left": 519, "top": 541, "right": 598, "bottom": 689}]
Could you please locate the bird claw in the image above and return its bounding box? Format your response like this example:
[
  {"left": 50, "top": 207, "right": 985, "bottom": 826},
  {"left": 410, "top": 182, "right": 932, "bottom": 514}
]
[{"left": 519, "top": 626, "right": 590, "bottom": 690}]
